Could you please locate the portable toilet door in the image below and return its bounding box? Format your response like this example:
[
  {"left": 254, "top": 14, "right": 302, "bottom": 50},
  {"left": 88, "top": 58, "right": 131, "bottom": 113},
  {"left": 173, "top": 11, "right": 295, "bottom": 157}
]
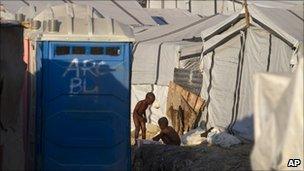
[{"left": 35, "top": 41, "right": 132, "bottom": 171}]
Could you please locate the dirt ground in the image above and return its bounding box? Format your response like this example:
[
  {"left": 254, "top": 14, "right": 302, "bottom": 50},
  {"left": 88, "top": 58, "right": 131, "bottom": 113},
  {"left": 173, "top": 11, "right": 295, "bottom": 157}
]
[
  {"left": 132, "top": 143, "right": 252, "bottom": 171},
  {"left": 131, "top": 123, "right": 160, "bottom": 145},
  {"left": 131, "top": 124, "right": 252, "bottom": 171}
]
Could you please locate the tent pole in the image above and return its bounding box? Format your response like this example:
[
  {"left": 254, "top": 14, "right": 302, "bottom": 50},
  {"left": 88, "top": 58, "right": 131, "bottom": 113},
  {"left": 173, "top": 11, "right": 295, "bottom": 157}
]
[
  {"left": 214, "top": 0, "right": 217, "bottom": 14},
  {"left": 243, "top": 0, "right": 250, "bottom": 27}
]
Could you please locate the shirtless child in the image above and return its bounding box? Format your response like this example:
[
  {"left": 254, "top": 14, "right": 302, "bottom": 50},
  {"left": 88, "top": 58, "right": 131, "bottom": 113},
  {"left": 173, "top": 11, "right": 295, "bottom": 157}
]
[
  {"left": 153, "top": 117, "right": 181, "bottom": 146},
  {"left": 133, "top": 92, "right": 155, "bottom": 144}
]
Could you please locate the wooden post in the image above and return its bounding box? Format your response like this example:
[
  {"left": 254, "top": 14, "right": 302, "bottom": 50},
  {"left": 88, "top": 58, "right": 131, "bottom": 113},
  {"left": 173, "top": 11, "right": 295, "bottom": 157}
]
[{"left": 244, "top": 0, "right": 250, "bottom": 27}]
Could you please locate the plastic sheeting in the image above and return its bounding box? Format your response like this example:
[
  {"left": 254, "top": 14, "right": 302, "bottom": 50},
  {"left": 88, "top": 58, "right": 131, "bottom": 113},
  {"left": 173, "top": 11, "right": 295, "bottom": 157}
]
[
  {"left": 207, "top": 128, "right": 241, "bottom": 148},
  {"left": 181, "top": 127, "right": 205, "bottom": 146},
  {"left": 251, "top": 58, "right": 303, "bottom": 170}
]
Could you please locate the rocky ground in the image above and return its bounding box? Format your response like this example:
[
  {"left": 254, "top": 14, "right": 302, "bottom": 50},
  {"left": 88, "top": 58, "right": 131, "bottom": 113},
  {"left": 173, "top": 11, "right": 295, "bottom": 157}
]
[{"left": 131, "top": 124, "right": 252, "bottom": 171}]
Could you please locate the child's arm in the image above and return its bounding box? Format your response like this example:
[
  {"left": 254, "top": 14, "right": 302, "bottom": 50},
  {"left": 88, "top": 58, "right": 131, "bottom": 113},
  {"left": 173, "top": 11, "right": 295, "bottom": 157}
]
[
  {"left": 133, "top": 101, "right": 145, "bottom": 121},
  {"left": 143, "top": 111, "right": 147, "bottom": 122},
  {"left": 152, "top": 128, "right": 169, "bottom": 141},
  {"left": 152, "top": 133, "right": 163, "bottom": 141}
]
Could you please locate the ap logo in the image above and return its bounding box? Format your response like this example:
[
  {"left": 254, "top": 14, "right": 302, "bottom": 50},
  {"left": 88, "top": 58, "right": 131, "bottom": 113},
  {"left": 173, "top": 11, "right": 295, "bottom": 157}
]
[{"left": 287, "top": 159, "right": 301, "bottom": 167}]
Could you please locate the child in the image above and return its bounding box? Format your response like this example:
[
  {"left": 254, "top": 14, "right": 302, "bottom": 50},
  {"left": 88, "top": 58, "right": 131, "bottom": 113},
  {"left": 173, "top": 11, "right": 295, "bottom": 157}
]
[
  {"left": 133, "top": 92, "right": 155, "bottom": 144},
  {"left": 153, "top": 117, "right": 181, "bottom": 146}
]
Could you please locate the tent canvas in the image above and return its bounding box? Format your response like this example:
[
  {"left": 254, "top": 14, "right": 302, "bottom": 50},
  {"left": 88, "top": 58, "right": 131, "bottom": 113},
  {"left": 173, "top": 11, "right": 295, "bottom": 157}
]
[
  {"left": 144, "top": 8, "right": 201, "bottom": 25},
  {"left": 130, "top": 15, "right": 228, "bottom": 129},
  {"left": 199, "top": 4, "right": 303, "bottom": 140},
  {"left": 147, "top": 0, "right": 302, "bottom": 17},
  {"left": 132, "top": 14, "right": 228, "bottom": 85},
  {"left": 1, "top": 0, "right": 157, "bottom": 26}
]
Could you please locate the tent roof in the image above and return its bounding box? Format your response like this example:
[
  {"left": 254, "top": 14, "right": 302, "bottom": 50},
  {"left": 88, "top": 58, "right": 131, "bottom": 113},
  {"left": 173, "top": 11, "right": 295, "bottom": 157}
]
[
  {"left": 244, "top": 0, "right": 303, "bottom": 9},
  {"left": 202, "top": 4, "right": 304, "bottom": 53},
  {"left": 131, "top": 15, "right": 229, "bottom": 85},
  {"left": 75, "top": 1, "right": 156, "bottom": 26},
  {"left": 135, "top": 14, "right": 229, "bottom": 43},
  {"left": 0, "top": 4, "right": 15, "bottom": 20},
  {"left": 144, "top": 8, "right": 201, "bottom": 25},
  {"left": 32, "top": 4, "right": 134, "bottom": 42},
  {"left": 1, "top": 0, "right": 156, "bottom": 26},
  {"left": 249, "top": 4, "right": 303, "bottom": 45}
]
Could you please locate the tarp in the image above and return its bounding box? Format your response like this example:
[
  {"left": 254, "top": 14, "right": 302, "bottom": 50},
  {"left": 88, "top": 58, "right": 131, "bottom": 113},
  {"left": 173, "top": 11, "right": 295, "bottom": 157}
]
[
  {"left": 200, "top": 4, "right": 303, "bottom": 140},
  {"left": 251, "top": 58, "right": 303, "bottom": 170}
]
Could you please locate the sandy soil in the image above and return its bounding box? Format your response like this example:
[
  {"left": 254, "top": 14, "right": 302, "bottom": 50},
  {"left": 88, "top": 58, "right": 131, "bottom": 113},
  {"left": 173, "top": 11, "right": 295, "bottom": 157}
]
[{"left": 130, "top": 123, "right": 160, "bottom": 145}]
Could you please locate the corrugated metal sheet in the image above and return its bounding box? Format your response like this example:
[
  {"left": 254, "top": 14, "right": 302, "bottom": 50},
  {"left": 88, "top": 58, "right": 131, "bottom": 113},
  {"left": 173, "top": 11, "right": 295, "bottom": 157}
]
[{"left": 173, "top": 68, "right": 202, "bottom": 95}]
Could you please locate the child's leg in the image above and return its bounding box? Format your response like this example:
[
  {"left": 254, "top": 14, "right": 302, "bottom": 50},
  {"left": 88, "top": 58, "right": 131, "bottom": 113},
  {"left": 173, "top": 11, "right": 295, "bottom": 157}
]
[
  {"left": 133, "top": 115, "right": 141, "bottom": 144},
  {"left": 139, "top": 120, "right": 146, "bottom": 139}
]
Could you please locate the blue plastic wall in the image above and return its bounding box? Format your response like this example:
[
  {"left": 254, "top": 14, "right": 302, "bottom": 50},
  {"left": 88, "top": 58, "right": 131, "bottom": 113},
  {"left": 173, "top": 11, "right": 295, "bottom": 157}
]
[{"left": 35, "top": 41, "right": 132, "bottom": 171}]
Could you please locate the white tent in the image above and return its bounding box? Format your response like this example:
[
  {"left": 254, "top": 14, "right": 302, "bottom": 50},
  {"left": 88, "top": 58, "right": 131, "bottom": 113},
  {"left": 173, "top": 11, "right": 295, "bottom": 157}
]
[
  {"left": 199, "top": 4, "right": 303, "bottom": 140},
  {"left": 130, "top": 14, "right": 228, "bottom": 130},
  {"left": 144, "top": 8, "right": 201, "bottom": 25},
  {"left": 1, "top": 0, "right": 157, "bottom": 26},
  {"left": 146, "top": 0, "right": 217, "bottom": 17},
  {"left": 251, "top": 58, "right": 303, "bottom": 170},
  {"left": 146, "top": 0, "right": 303, "bottom": 17},
  {"left": 133, "top": 14, "right": 228, "bottom": 85}
]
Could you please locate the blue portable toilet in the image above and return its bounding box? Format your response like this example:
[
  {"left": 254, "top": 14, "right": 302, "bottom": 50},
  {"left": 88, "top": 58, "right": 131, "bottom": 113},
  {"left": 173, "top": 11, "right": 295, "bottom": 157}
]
[{"left": 28, "top": 4, "right": 134, "bottom": 171}]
